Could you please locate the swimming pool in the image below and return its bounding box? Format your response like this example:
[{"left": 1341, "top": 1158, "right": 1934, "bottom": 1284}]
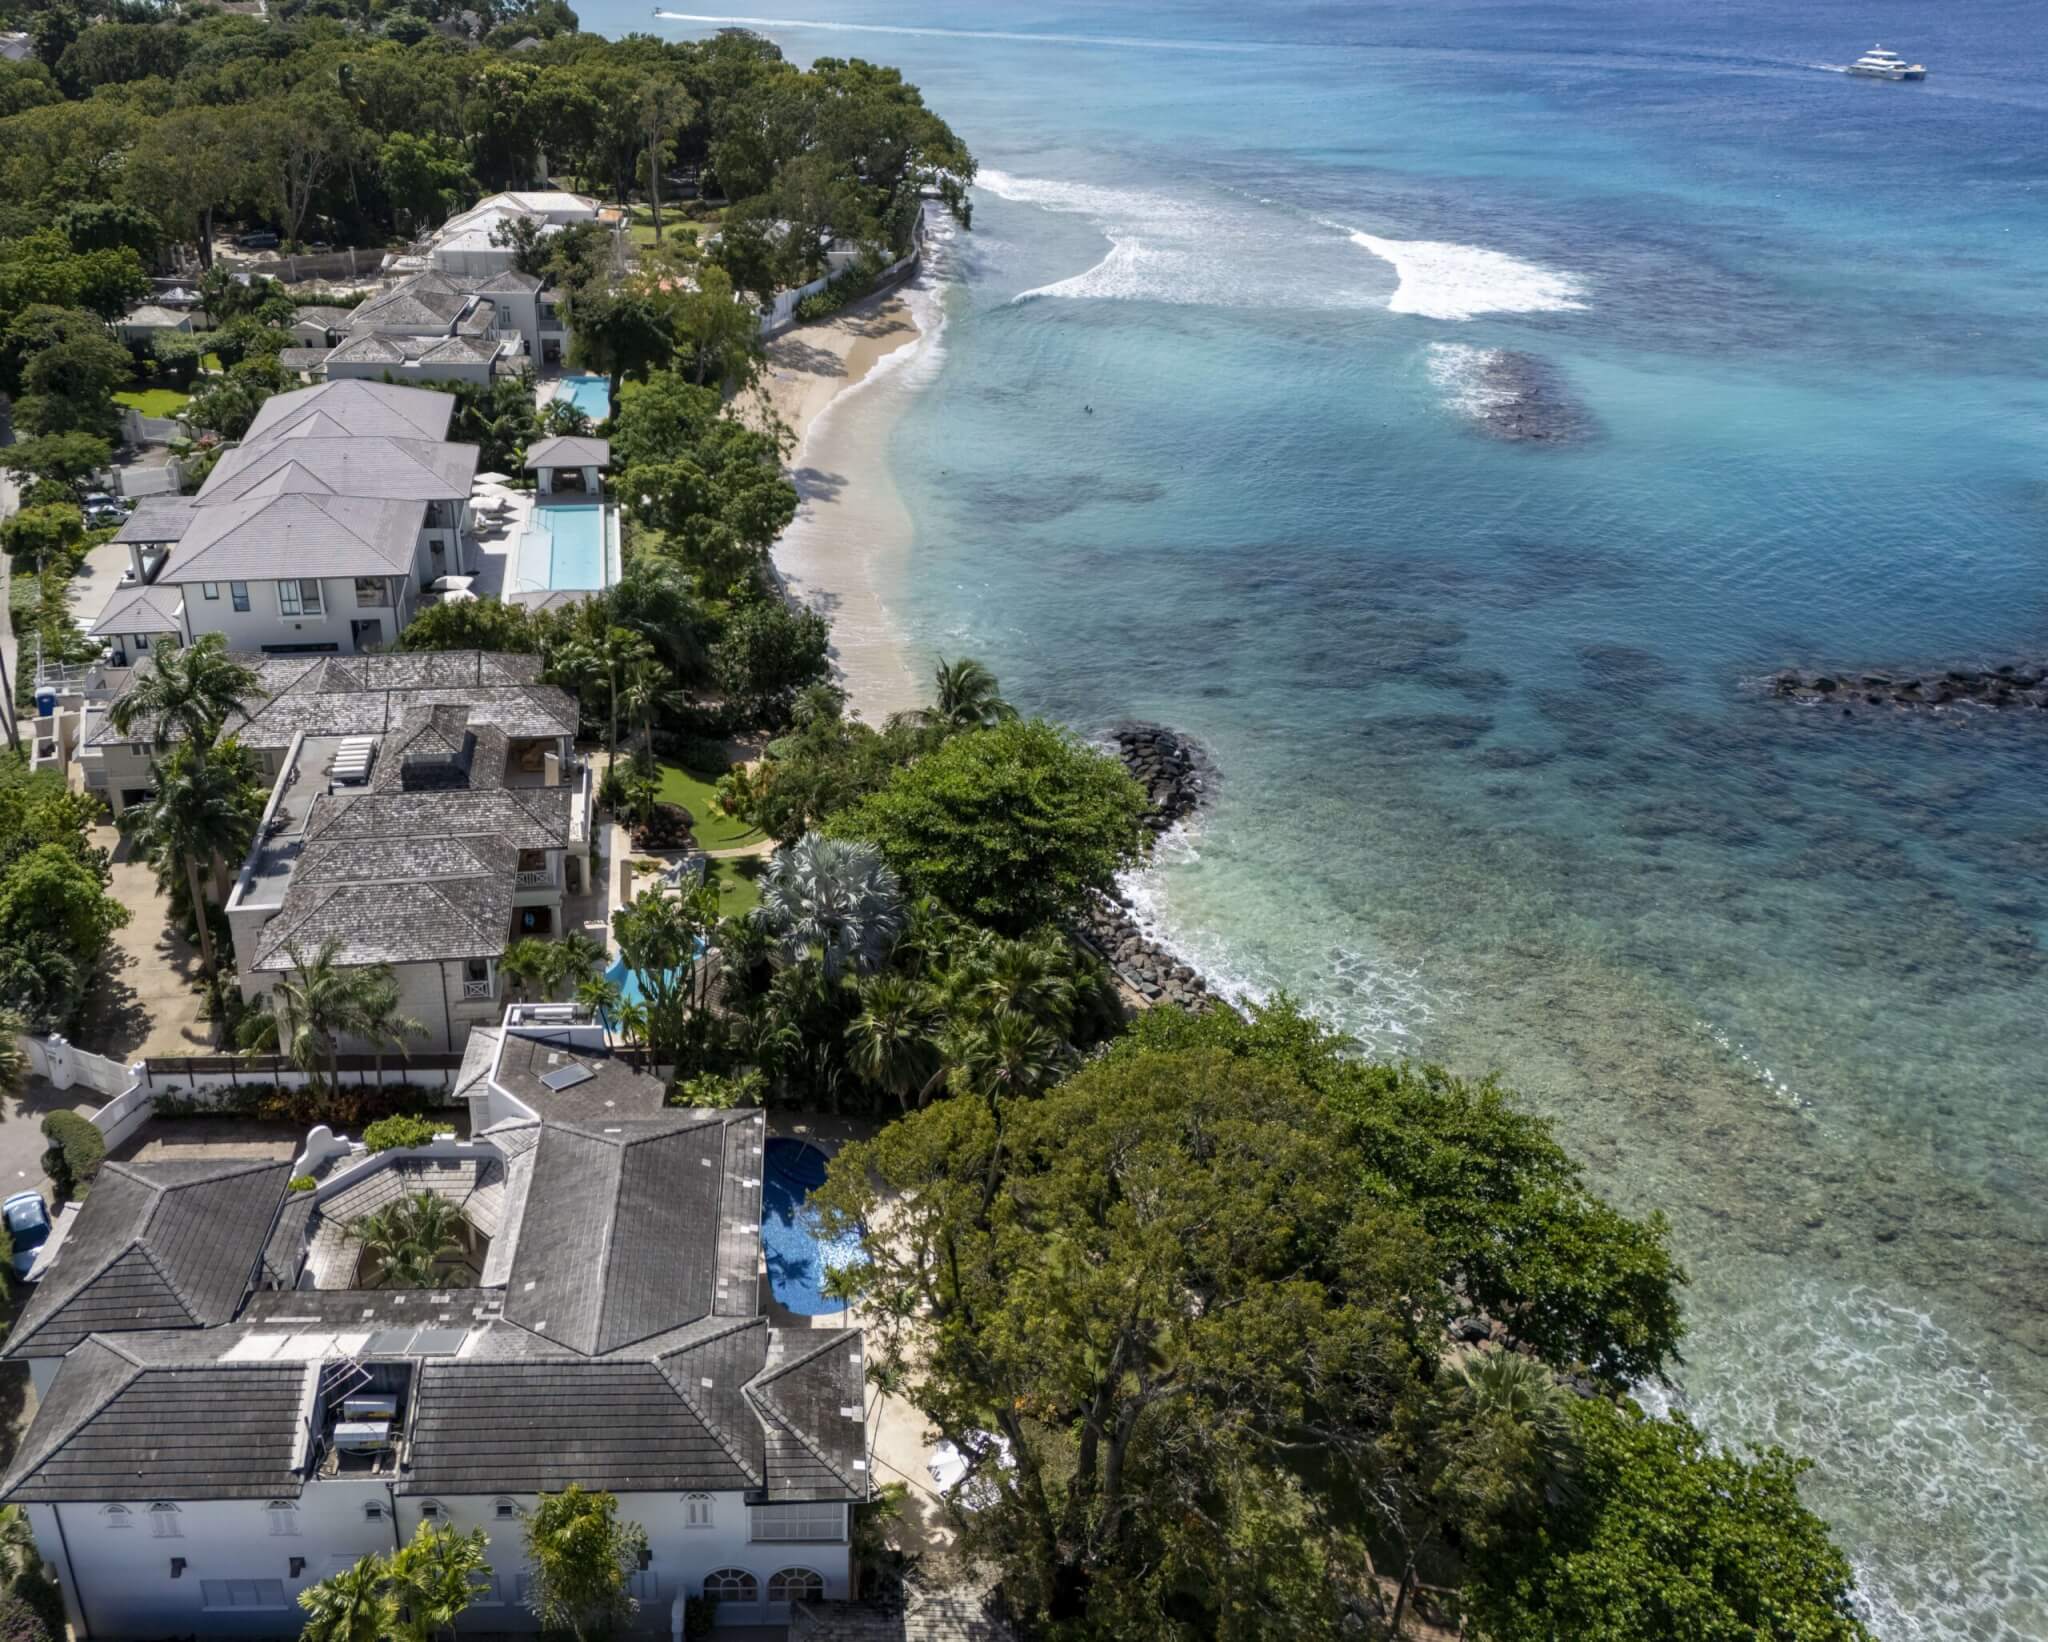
[
  {"left": 760, "top": 1138, "right": 861, "bottom": 1315},
  {"left": 511, "top": 502, "right": 617, "bottom": 593},
  {"left": 553, "top": 374, "right": 611, "bottom": 423},
  {"left": 600, "top": 949, "right": 702, "bottom": 1010}
]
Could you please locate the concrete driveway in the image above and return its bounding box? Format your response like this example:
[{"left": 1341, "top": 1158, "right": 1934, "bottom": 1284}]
[
  {"left": 72, "top": 826, "right": 215, "bottom": 1060},
  {"left": 67, "top": 538, "right": 135, "bottom": 638},
  {"left": 0, "top": 1077, "right": 94, "bottom": 1204}
]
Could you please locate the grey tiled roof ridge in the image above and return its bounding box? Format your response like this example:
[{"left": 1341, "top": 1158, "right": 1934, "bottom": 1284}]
[
  {"left": 589, "top": 1111, "right": 733, "bottom": 1356},
  {"left": 747, "top": 1330, "right": 865, "bottom": 1495},
  {"left": 653, "top": 1314, "right": 768, "bottom": 1487}
]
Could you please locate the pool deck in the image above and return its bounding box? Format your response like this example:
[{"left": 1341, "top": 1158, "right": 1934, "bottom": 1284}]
[{"left": 464, "top": 476, "right": 619, "bottom": 606}]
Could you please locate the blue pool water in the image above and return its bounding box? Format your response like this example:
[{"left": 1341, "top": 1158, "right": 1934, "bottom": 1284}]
[
  {"left": 553, "top": 373, "right": 612, "bottom": 423},
  {"left": 515, "top": 503, "right": 611, "bottom": 592},
  {"left": 760, "top": 1138, "right": 860, "bottom": 1315}
]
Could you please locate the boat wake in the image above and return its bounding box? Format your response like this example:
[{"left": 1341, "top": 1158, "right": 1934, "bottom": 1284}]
[{"left": 649, "top": 11, "right": 1256, "bottom": 52}]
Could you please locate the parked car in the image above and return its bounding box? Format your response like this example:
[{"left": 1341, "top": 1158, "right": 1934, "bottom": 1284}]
[
  {"left": 4, "top": 1192, "right": 51, "bottom": 1279},
  {"left": 82, "top": 490, "right": 130, "bottom": 527},
  {"left": 236, "top": 229, "right": 281, "bottom": 250}
]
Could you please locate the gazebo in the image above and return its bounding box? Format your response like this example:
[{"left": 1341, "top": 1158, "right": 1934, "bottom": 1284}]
[{"left": 524, "top": 434, "right": 609, "bottom": 496}]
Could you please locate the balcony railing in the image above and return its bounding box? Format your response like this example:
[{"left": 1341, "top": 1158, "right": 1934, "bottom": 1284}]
[
  {"left": 462, "top": 979, "right": 493, "bottom": 1000},
  {"left": 515, "top": 869, "right": 550, "bottom": 889}
]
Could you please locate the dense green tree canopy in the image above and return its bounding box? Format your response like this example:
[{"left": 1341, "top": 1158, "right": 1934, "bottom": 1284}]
[{"left": 833, "top": 719, "right": 1148, "bottom": 934}]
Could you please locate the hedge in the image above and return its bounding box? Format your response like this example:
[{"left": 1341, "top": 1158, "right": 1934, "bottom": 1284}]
[
  {"left": 362, "top": 1113, "right": 441, "bottom": 1152},
  {"left": 149, "top": 1081, "right": 455, "bottom": 1128},
  {"left": 39, "top": 1111, "right": 105, "bottom": 1201}
]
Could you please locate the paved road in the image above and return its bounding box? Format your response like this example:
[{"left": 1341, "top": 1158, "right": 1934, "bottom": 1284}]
[{"left": 0, "top": 470, "right": 17, "bottom": 746}]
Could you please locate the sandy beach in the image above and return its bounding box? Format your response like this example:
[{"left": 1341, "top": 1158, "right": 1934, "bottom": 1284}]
[{"left": 751, "top": 290, "right": 934, "bottom": 723}]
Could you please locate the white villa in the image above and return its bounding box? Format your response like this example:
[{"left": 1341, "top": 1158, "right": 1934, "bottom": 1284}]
[{"left": 0, "top": 1006, "right": 872, "bottom": 1637}]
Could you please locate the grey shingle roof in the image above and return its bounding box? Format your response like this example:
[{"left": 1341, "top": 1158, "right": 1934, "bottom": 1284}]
[
  {"left": 790, "top": 1591, "right": 1018, "bottom": 1642},
  {"left": 200, "top": 435, "right": 477, "bottom": 505},
  {"left": 252, "top": 873, "right": 515, "bottom": 970},
  {"left": 490, "top": 1035, "right": 666, "bottom": 1120},
  {"left": 329, "top": 332, "right": 501, "bottom": 367},
  {"left": 505, "top": 1111, "right": 761, "bottom": 1356},
  {"left": 525, "top": 435, "right": 610, "bottom": 469},
  {"left": 3, "top": 1160, "right": 291, "bottom": 1360},
  {"left": 241, "top": 380, "right": 455, "bottom": 447},
  {"left": 752, "top": 1330, "right": 867, "bottom": 1500},
  {"left": 301, "top": 784, "right": 571, "bottom": 851},
  {"left": 158, "top": 492, "right": 426, "bottom": 582},
  {"left": 87, "top": 583, "right": 183, "bottom": 638},
  {"left": 0, "top": 1337, "right": 310, "bottom": 1504},
  {"left": 109, "top": 496, "right": 197, "bottom": 545}
]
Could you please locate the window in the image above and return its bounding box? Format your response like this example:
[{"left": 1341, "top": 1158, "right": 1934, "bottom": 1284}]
[
  {"left": 201, "top": 582, "right": 219, "bottom": 600},
  {"left": 355, "top": 577, "right": 387, "bottom": 608},
  {"left": 496, "top": 303, "right": 514, "bottom": 328},
  {"left": 266, "top": 1500, "right": 299, "bottom": 1537},
  {"left": 230, "top": 581, "right": 250, "bottom": 612},
  {"left": 201, "top": 1579, "right": 288, "bottom": 1610},
  {"left": 683, "top": 1492, "right": 713, "bottom": 1529},
  {"left": 278, "top": 579, "right": 323, "bottom": 618},
  {"left": 149, "top": 1503, "right": 182, "bottom": 1539},
  {"left": 472, "top": 1571, "right": 506, "bottom": 1606},
  {"left": 493, "top": 1498, "right": 518, "bottom": 1520},
  {"left": 101, "top": 1504, "right": 132, "bottom": 1530},
  {"left": 133, "top": 632, "right": 149, "bottom": 650},
  {"left": 748, "top": 1502, "right": 845, "bottom": 1543},
  {"left": 769, "top": 1568, "right": 825, "bottom": 1604},
  {"left": 418, "top": 1500, "right": 443, "bottom": 1520},
  {"left": 703, "top": 1569, "right": 758, "bottom": 1602},
  {"left": 362, "top": 1502, "right": 385, "bottom": 1522}
]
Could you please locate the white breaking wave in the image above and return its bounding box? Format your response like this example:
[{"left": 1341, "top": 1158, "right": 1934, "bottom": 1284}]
[
  {"left": 650, "top": 11, "right": 1256, "bottom": 52},
  {"left": 1425, "top": 341, "right": 1514, "bottom": 420},
  {"left": 1324, "top": 220, "right": 1589, "bottom": 320}
]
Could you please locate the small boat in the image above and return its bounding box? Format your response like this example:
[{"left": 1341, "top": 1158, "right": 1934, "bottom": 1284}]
[{"left": 1847, "top": 45, "right": 1927, "bottom": 81}]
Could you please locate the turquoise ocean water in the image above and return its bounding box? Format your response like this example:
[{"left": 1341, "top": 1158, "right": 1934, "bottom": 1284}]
[{"left": 622, "top": 4, "right": 2048, "bottom": 1634}]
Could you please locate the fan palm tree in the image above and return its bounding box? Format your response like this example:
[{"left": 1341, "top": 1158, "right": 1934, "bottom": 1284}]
[
  {"left": 752, "top": 833, "right": 905, "bottom": 981},
  {"left": 236, "top": 939, "right": 415, "bottom": 1092},
  {"left": 911, "top": 656, "right": 1015, "bottom": 735},
  {"left": 1449, "top": 1351, "right": 1581, "bottom": 1502},
  {"left": 846, "top": 972, "right": 937, "bottom": 1112},
  {"left": 107, "top": 632, "right": 260, "bottom": 753},
  {"left": 297, "top": 1554, "right": 400, "bottom": 1641},
  {"left": 119, "top": 743, "right": 261, "bottom": 974}
]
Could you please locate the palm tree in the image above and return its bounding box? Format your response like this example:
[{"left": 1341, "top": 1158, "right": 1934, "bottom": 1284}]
[
  {"left": 356, "top": 973, "right": 427, "bottom": 1087},
  {"left": 972, "top": 930, "right": 1080, "bottom": 1037},
  {"left": 550, "top": 931, "right": 607, "bottom": 1000},
  {"left": 752, "top": 833, "right": 905, "bottom": 981},
  {"left": 846, "top": 973, "right": 936, "bottom": 1112},
  {"left": 911, "top": 656, "right": 1016, "bottom": 735},
  {"left": 387, "top": 1520, "right": 490, "bottom": 1642},
  {"left": 236, "top": 939, "right": 412, "bottom": 1092},
  {"left": 499, "top": 937, "right": 553, "bottom": 1001},
  {"left": 297, "top": 1555, "right": 400, "bottom": 1642},
  {"left": 618, "top": 657, "right": 684, "bottom": 759},
  {"left": 107, "top": 632, "right": 260, "bottom": 753},
  {"left": 352, "top": 1191, "right": 467, "bottom": 1289},
  {"left": 558, "top": 625, "right": 655, "bottom": 767},
  {"left": 119, "top": 744, "right": 260, "bottom": 973},
  {"left": 0, "top": 1505, "right": 41, "bottom": 1588},
  {"left": 1449, "top": 1351, "right": 1580, "bottom": 1499}
]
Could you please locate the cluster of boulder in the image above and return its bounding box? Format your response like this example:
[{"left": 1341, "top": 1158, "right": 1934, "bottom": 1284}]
[
  {"left": 1768, "top": 664, "right": 2048, "bottom": 714},
  {"left": 1108, "top": 721, "right": 1212, "bottom": 833},
  {"left": 1073, "top": 891, "right": 1212, "bottom": 1010}
]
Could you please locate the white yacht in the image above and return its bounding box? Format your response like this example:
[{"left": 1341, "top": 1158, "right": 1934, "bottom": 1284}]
[{"left": 1847, "top": 45, "right": 1927, "bottom": 81}]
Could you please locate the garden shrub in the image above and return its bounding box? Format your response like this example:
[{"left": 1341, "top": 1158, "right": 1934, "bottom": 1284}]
[
  {"left": 288, "top": 1174, "right": 316, "bottom": 1193},
  {"left": 149, "top": 1080, "right": 453, "bottom": 1129},
  {"left": 39, "top": 1110, "right": 104, "bottom": 1200},
  {"left": 362, "top": 1113, "right": 441, "bottom": 1152}
]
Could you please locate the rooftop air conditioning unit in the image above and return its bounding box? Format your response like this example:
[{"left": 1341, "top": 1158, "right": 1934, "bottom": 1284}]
[
  {"left": 332, "top": 1421, "right": 393, "bottom": 1455},
  {"left": 341, "top": 1394, "right": 400, "bottom": 1422}
]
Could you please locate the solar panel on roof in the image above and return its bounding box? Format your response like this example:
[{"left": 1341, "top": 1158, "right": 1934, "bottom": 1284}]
[
  {"left": 539, "top": 1063, "right": 596, "bottom": 1091},
  {"left": 410, "top": 1329, "right": 469, "bottom": 1356},
  {"left": 367, "top": 1329, "right": 416, "bottom": 1355}
]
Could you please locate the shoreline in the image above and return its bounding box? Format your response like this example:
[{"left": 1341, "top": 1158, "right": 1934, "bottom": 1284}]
[{"left": 753, "top": 286, "right": 937, "bottom": 724}]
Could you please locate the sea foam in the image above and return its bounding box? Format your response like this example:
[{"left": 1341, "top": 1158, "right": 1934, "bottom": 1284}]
[{"left": 1330, "top": 222, "right": 1589, "bottom": 320}]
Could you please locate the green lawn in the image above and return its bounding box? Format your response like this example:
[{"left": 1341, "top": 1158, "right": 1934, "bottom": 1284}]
[
  {"left": 655, "top": 760, "right": 761, "bottom": 851},
  {"left": 704, "top": 854, "right": 765, "bottom": 919},
  {"left": 113, "top": 386, "right": 190, "bottom": 417}
]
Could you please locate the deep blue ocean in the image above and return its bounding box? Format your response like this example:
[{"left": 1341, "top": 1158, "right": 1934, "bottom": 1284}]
[{"left": 622, "top": 3, "right": 2048, "bottom": 1633}]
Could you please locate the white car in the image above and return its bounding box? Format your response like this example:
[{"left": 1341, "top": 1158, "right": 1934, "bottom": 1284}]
[
  {"left": 82, "top": 492, "right": 130, "bottom": 528},
  {"left": 4, "top": 1192, "right": 51, "bottom": 1279}
]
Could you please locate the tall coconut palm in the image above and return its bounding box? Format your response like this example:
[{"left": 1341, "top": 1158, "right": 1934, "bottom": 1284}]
[
  {"left": 107, "top": 632, "right": 260, "bottom": 753},
  {"left": 752, "top": 833, "right": 905, "bottom": 981},
  {"left": 558, "top": 625, "right": 654, "bottom": 766},
  {"left": 297, "top": 1554, "right": 399, "bottom": 1642},
  {"left": 618, "top": 656, "right": 685, "bottom": 759},
  {"left": 911, "top": 656, "right": 1015, "bottom": 735},
  {"left": 236, "top": 939, "right": 415, "bottom": 1092},
  {"left": 846, "top": 973, "right": 937, "bottom": 1113},
  {"left": 550, "top": 931, "right": 607, "bottom": 1000},
  {"left": 119, "top": 743, "right": 260, "bottom": 973}
]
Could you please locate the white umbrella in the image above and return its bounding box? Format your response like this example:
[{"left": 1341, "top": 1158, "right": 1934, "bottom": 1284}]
[
  {"left": 472, "top": 471, "right": 513, "bottom": 487},
  {"left": 928, "top": 1432, "right": 1012, "bottom": 1509}
]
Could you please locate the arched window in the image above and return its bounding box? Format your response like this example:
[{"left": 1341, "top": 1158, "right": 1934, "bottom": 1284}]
[
  {"left": 683, "top": 1492, "right": 713, "bottom": 1529},
  {"left": 363, "top": 1502, "right": 386, "bottom": 1522},
  {"left": 768, "top": 1568, "right": 825, "bottom": 1604},
  {"left": 417, "top": 1500, "right": 444, "bottom": 1521},
  {"left": 493, "top": 1498, "right": 519, "bottom": 1520},
  {"left": 703, "top": 1568, "right": 758, "bottom": 1602},
  {"left": 149, "top": 1502, "right": 182, "bottom": 1539},
  {"left": 265, "top": 1500, "right": 299, "bottom": 1538},
  {"left": 101, "top": 1504, "right": 132, "bottom": 1530}
]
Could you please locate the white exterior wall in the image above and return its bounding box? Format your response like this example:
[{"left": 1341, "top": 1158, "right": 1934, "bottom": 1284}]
[
  {"left": 174, "top": 563, "right": 438, "bottom": 654},
  {"left": 33, "top": 1485, "right": 398, "bottom": 1641},
  {"left": 325, "top": 353, "right": 494, "bottom": 389},
  {"left": 239, "top": 954, "right": 508, "bottom": 1055}
]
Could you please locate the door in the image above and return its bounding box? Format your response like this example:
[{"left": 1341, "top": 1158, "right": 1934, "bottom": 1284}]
[{"left": 350, "top": 618, "right": 383, "bottom": 651}]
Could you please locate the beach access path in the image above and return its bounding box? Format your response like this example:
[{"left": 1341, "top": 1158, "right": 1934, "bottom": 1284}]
[{"left": 747, "top": 291, "right": 932, "bottom": 724}]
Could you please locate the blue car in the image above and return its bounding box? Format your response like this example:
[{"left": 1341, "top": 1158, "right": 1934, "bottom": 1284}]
[{"left": 4, "top": 1192, "right": 50, "bottom": 1280}]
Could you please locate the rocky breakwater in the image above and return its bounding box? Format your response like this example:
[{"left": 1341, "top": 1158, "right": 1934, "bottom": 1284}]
[
  {"left": 1068, "top": 723, "right": 1220, "bottom": 1010},
  {"left": 1074, "top": 892, "right": 1212, "bottom": 1010},
  {"left": 1767, "top": 663, "right": 2048, "bottom": 715},
  {"left": 1108, "top": 721, "right": 1213, "bottom": 833}
]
